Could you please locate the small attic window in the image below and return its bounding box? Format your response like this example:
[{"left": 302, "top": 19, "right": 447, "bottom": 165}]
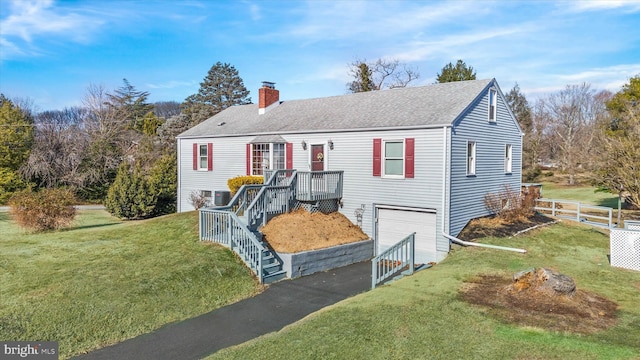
[{"left": 488, "top": 88, "right": 497, "bottom": 123}]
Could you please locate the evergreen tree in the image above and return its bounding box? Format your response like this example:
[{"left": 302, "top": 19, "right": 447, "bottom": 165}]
[
  {"left": 107, "top": 79, "right": 154, "bottom": 132},
  {"left": 0, "top": 95, "right": 34, "bottom": 204},
  {"left": 436, "top": 60, "right": 477, "bottom": 83},
  {"left": 182, "top": 62, "right": 251, "bottom": 125},
  {"left": 0, "top": 94, "right": 34, "bottom": 170},
  {"left": 348, "top": 62, "right": 376, "bottom": 93},
  {"left": 105, "top": 162, "right": 157, "bottom": 219}
]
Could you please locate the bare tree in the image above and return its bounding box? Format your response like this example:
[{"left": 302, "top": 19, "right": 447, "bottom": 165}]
[
  {"left": 347, "top": 58, "right": 420, "bottom": 93},
  {"left": 21, "top": 107, "right": 89, "bottom": 189},
  {"left": 542, "top": 83, "right": 599, "bottom": 185}
]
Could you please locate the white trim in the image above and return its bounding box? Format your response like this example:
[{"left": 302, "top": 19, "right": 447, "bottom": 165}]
[
  {"left": 197, "top": 143, "right": 208, "bottom": 171},
  {"left": 466, "top": 140, "right": 476, "bottom": 176},
  {"left": 177, "top": 124, "right": 454, "bottom": 139},
  {"left": 505, "top": 143, "right": 513, "bottom": 174},
  {"left": 381, "top": 138, "right": 405, "bottom": 179},
  {"left": 307, "top": 141, "right": 328, "bottom": 171},
  {"left": 375, "top": 204, "right": 436, "bottom": 213},
  {"left": 488, "top": 88, "right": 497, "bottom": 123}
]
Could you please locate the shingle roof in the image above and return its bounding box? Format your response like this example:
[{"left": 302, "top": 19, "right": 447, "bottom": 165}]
[{"left": 178, "top": 78, "right": 493, "bottom": 138}]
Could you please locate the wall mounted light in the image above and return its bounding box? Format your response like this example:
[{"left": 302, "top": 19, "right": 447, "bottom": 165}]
[
  {"left": 301, "top": 140, "right": 307, "bottom": 150},
  {"left": 328, "top": 140, "right": 334, "bottom": 150}
]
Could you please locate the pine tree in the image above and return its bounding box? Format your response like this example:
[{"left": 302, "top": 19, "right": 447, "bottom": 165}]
[
  {"left": 182, "top": 62, "right": 251, "bottom": 125},
  {"left": 436, "top": 60, "right": 477, "bottom": 83}
]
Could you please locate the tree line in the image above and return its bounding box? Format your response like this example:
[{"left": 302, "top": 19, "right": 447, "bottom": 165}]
[
  {"left": 1, "top": 58, "right": 638, "bottom": 223},
  {"left": 1, "top": 62, "right": 251, "bottom": 220}
]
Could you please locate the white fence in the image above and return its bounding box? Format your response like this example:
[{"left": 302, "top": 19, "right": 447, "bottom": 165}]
[
  {"left": 534, "top": 198, "right": 612, "bottom": 228},
  {"left": 610, "top": 228, "right": 640, "bottom": 272}
]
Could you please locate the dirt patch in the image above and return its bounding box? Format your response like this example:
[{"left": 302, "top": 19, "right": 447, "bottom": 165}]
[
  {"left": 460, "top": 273, "right": 618, "bottom": 334},
  {"left": 457, "top": 213, "right": 554, "bottom": 241},
  {"left": 260, "top": 209, "right": 369, "bottom": 253}
]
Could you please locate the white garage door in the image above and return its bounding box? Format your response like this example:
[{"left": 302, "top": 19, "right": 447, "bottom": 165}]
[{"left": 377, "top": 207, "right": 437, "bottom": 264}]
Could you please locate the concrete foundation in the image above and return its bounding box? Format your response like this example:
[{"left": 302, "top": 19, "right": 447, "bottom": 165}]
[{"left": 278, "top": 239, "right": 373, "bottom": 278}]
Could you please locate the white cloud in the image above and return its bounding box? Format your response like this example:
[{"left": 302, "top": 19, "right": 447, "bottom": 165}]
[
  {"left": 564, "top": 0, "right": 640, "bottom": 12},
  {"left": 1, "top": 0, "right": 103, "bottom": 41}
]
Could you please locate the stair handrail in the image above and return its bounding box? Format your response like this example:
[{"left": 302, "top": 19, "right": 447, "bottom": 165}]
[
  {"left": 371, "top": 232, "right": 415, "bottom": 289},
  {"left": 199, "top": 207, "right": 266, "bottom": 282},
  {"left": 245, "top": 170, "right": 298, "bottom": 230}
]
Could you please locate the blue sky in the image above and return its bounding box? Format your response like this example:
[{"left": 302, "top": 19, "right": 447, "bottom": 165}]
[{"left": 1, "top": 0, "right": 639, "bottom": 111}]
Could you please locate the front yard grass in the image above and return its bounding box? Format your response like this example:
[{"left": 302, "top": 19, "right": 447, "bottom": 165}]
[
  {"left": 541, "top": 182, "right": 619, "bottom": 208},
  {"left": 208, "top": 222, "right": 640, "bottom": 359},
  {"left": 0, "top": 210, "right": 261, "bottom": 359}
]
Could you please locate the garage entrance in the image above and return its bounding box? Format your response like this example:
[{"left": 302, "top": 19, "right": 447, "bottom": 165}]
[{"left": 376, "top": 206, "right": 437, "bottom": 264}]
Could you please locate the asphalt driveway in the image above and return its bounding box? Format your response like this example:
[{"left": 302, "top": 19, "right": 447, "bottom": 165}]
[{"left": 73, "top": 261, "right": 371, "bottom": 360}]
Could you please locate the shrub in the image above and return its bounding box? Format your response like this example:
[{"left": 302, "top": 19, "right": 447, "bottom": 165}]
[
  {"left": 227, "top": 175, "right": 263, "bottom": 194},
  {"left": 188, "top": 191, "right": 209, "bottom": 210},
  {"left": 105, "top": 162, "right": 157, "bottom": 220},
  {"left": 484, "top": 185, "right": 536, "bottom": 223},
  {"left": 148, "top": 155, "right": 177, "bottom": 216},
  {"left": 9, "top": 188, "right": 76, "bottom": 231}
]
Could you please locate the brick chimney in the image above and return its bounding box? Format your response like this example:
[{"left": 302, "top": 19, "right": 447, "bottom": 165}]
[{"left": 258, "top": 81, "right": 279, "bottom": 114}]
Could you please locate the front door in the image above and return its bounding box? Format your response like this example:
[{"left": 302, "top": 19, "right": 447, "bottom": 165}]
[{"left": 311, "top": 144, "right": 325, "bottom": 171}]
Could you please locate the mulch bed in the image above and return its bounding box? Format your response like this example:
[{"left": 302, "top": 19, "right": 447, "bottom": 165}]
[{"left": 457, "top": 213, "right": 555, "bottom": 241}]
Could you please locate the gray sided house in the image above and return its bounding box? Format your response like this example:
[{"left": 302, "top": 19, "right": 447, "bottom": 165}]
[{"left": 177, "top": 79, "right": 522, "bottom": 264}]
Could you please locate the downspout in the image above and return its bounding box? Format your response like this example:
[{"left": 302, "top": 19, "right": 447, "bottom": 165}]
[
  {"left": 441, "top": 126, "right": 448, "bottom": 239},
  {"left": 443, "top": 232, "right": 527, "bottom": 253}
]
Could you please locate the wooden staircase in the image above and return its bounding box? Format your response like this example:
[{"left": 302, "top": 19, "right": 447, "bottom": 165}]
[{"left": 199, "top": 170, "right": 344, "bottom": 284}]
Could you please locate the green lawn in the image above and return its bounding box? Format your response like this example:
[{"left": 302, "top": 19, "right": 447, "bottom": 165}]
[
  {"left": 540, "top": 182, "right": 619, "bottom": 208},
  {"left": 208, "top": 222, "right": 640, "bottom": 360},
  {"left": 0, "top": 210, "right": 261, "bottom": 359}
]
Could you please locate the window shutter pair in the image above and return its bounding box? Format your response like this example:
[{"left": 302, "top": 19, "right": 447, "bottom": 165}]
[
  {"left": 192, "top": 143, "right": 213, "bottom": 171},
  {"left": 245, "top": 143, "right": 293, "bottom": 175},
  {"left": 372, "top": 138, "right": 414, "bottom": 178}
]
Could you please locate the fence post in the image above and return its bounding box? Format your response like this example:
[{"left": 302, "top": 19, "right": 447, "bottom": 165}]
[
  {"left": 608, "top": 208, "right": 612, "bottom": 228},
  {"left": 552, "top": 200, "right": 556, "bottom": 216},
  {"left": 409, "top": 233, "right": 415, "bottom": 275},
  {"left": 371, "top": 259, "right": 377, "bottom": 289},
  {"left": 577, "top": 202, "right": 581, "bottom": 222}
]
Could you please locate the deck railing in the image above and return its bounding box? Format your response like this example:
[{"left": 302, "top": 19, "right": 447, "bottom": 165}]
[
  {"left": 534, "top": 198, "right": 613, "bottom": 228},
  {"left": 246, "top": 185, "right": 296, "bottom": 229},
  {"left": 199, "top": 209, "right": 265, "bottom": 280},
  {"left": 296, "top": 171, "right": 343, "bottom": 201},
  {"left": 264, "top": 169, "right": 297, "bottom": 186},
  {"left": 371, "top": 232, "right": 415, "bottom": 289}
]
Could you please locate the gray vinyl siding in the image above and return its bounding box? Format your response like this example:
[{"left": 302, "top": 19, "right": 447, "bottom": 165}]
[
  {"left": 178, "top": 128, "right": 450, "bottom": 260},
  {"left": 177, "top": 136, "right": 254, "bottom": 212},
  {"left": 448, "top": 85, "right": 523, "bottom": 237}
]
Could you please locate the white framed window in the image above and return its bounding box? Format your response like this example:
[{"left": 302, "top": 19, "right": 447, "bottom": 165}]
[
  {"left": 251, "top": 143, "right": 286, "bottom": 175},
  {"left": 198, "top": 144, "right": 208, "bottom": 170},
  {"left": 382, "top": 139, "right": 404, "bottom": 178},
  {"left": 467, "top": 141, "right": 476, "bottom": 176},
  {"left": 201, "top": 190, "right": 212, "bottom": 205},
  {"left": 488, "top": 88, "right": 497, "bottom": 123},
  {"left": 505, "top": 144, "right": 513, "bottom": 174}
]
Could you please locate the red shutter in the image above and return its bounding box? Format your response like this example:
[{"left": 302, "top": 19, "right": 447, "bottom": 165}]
[
  {"left": 246, "top": 144, "right": 251, "bottom": 175},
  {"left": 192, "top": 143, "right": 198, "bottom": 170},
  {"left": 207, "top": 143, "right": 213, "bottom": 171},
  {"left": 373, "top": 138, "right": 381, "bottom": 177},
  {"left": 286, "top": 142, "right": 293, "bottom": 169},
  {"left": 405, "top": 138, "right": 415, "bottom": 178}
]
